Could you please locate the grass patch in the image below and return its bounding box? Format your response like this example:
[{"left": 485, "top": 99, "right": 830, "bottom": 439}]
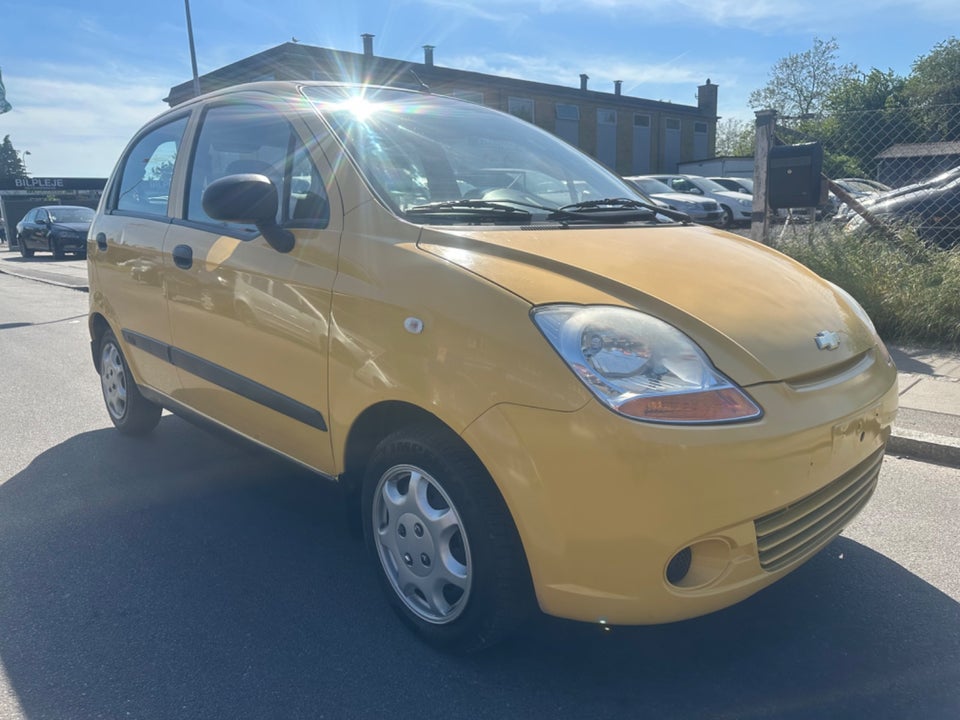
[{"left": 771, "top": 223, "right": 960, "bottom": 349}]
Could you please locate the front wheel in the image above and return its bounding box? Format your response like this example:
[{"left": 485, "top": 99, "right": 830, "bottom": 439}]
[
  {"left": 98, "top": 329, "right": 162, "bottom": 435},
  {"left": 362, "top": 426, "right": 534, "bottom": 652},
  {"left": 719, "top": 205, "right": 734, "bottom": 229},
  {"left": 18, "top": 236, "right": 34, "bottom": 258}
]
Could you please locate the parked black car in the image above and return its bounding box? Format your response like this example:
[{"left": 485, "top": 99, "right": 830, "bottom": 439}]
[
  {"left": 15, "top": 205, "right": 94, "bottom": 259},
  {"left": 844, "top": 174, "right": 960, "bottom": 249}
]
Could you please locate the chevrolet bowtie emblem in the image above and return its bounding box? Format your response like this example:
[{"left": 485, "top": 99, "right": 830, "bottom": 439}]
[{"left": 815, "top": 330, "right": 841, "bottom": 351}]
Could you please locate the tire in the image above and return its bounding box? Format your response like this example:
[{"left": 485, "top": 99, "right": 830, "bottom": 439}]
[
  {"left": 361, "top": 426, "right": 534, "bottom": 652},
  {"left": 719, "top": 205, "right": 734, "bottom": 229},
  {"left": 98, "top": 329, "right": 162, "bottom": 435},
  {"left": 18, "top": 236, "right": 34, "bottom": 258}
]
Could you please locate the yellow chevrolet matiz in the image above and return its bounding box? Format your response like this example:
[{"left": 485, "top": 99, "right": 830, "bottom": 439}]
[{"left": 88, "top": 82, "right": 898, "bottom": 651}]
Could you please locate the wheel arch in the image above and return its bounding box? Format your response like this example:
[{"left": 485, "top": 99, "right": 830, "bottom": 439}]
[
  {"left": 89, "top": 312, "right": 112, "bottom": 372},
  {"left": 340, "top": 401, "right": 453, "bottom": 497}
]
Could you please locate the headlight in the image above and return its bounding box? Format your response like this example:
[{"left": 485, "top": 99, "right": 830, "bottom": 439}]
[
  {"left": 532, "top": 305, "right": 762, "bottom": 424},
  {"left": 737, "top": 197, "right": 752, "bottom": 207}
]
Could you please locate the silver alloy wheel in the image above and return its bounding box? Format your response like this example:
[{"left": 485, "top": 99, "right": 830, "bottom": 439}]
[
  {"left": 372, "top": 463, "right": 473, "bottom": 624},
  {"left": 100, "top": 341, "right": 128, "bottom": 421}
]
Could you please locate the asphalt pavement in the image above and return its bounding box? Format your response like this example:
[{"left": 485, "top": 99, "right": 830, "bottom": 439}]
[{"left": 2, "top": 244, "right": 959, "bottom": 468}]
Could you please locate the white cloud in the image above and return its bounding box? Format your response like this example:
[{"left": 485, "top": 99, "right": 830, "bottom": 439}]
[{"left": 2, "top": 71, "right": 175, "bottom": 178}]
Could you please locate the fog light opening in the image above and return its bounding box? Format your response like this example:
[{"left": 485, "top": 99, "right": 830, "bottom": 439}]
[
  {"left": 666, "top": 547, "right": 692, "bottom": 584},
  {"left": 666, "top": 538, "right": 733, "bottom": 589}
]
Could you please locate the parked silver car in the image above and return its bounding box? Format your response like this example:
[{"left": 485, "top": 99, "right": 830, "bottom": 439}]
[
  {"left": 645, "top": 174, "right": 753, "bottom": 228},
  {"left": 624, "top": 176, "right": 724, "bottom": 226}
]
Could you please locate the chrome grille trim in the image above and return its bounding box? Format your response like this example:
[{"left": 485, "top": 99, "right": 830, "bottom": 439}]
[{"left": 755, "top": 448, "right": 884, "bottom": 572}]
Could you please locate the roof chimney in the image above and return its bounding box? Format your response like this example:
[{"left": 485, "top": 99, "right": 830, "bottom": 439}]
[
  {"left": 361, "top": 33, "right": 375, "bottom": 58},
  {"left": 698, "top": 78, "right": 718, "bottom": 117},
  {"left": 423, "top": 45, "right": 435, "bottom": 66},
  {"left": 614, "top": 80, "right": 622, "bottom": 96},
  {"left": 580, "top": 73, "right": 589, "bottom": 91}
]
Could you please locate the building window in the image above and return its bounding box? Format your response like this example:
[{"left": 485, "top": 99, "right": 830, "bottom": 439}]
[
  {"left": 555, "top": 104, "right": 580, "bottom": 146},
  {"left": 598, "top": 109, "right": 617, "bottom": 125},
  {"left": 632, "top": 115, "right": 652, "bottom": 174},
  {"left": 663, "top": 117, "right": 682, "bottom": 172},
  {"left": 694, "top": 121, "right": 709, "bottom": 160},
  {"left": 508, "top": 97, "right": 534, "bottom": 123},
  {"left": 452, "top": 90, "right": 484, "bottom": 104},
  {"left": 597, "top": 109, "right": 617, "bottom": 169}
]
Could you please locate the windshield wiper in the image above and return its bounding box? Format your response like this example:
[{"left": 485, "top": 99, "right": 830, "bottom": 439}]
[
  {"left": 554, "top": 198, "right": 692, "bottom": 224},
  {"left": 402, "top": 199, "right": 533, "bottom": 224}
]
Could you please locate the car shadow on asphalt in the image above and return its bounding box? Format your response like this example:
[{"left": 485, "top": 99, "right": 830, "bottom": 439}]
[
  {"left": 0, "top": 416, "right": 957, "bottom": 719},
  {"left": 888, "top": 346, "right": 937, "bottom": 375}
]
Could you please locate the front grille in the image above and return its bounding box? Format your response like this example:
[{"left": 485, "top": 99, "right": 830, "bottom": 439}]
[{"left": 755, "top": 448, "right": 884, "bottom": 572}]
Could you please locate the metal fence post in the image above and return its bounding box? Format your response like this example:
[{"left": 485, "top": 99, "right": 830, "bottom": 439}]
[{"left": 752, "top": 110, "right": 777, "bottom": 244}]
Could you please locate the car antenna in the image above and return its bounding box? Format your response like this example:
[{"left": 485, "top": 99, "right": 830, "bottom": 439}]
[{"left": 409, "top": 69, "right": 431, "bottom": 94}]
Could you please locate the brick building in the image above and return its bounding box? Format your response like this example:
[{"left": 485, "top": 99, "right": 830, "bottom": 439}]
[{"left": 165, "top": 36, "right": 719, "bottom": 176}]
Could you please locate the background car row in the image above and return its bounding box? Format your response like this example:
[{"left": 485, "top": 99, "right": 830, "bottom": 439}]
[{"left": 626, "top": 174, "right": 754, "bottom": 229}]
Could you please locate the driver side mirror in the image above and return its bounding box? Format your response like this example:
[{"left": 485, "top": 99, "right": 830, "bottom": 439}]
[{"left": 202, "top": 174, "right": 295, "bottom": 253}]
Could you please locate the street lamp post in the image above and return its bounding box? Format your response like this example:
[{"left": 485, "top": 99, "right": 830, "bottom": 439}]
[{"left": 184, "top": 0, "right": 201, "bottom": 98}]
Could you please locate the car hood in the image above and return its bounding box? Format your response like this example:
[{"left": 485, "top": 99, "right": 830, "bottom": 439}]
[
  {"left": 418, "top": 224, "right": 877, "bottom": 386},
  {"left": 713, "top": 189, "right": 752, "bottom": 203},
  {"left": 650, "top": 192, "right": 716, "bottom": 208}
]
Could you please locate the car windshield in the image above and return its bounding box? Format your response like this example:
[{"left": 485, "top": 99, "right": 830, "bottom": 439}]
[
  {"left": 304, "top": 86, "right": 652, "bottom": 224},
  {"left": 689, "top": 177, "right": 730, "bottom": 193},
  {"left": 629, "top": 177, "right": 676, "bottom": 195},
  {"left": 48, "top": 207, "right": 94, "bottom": 223}
]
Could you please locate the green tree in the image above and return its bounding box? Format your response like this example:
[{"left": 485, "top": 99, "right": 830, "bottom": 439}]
[
  {"left": 0, "top": 135, "right": 28, "bottom": 179},
  {"left": 904, "top": 37, "right": 960, "bottom": 140},
  {"left": 820, "top": 69, "right": 912, "bottom": 176},
  {"left": 715, "top": 118, "right": 754, "bottom": 156},
  {"left": 749, "top": 37, "right": 858, "bottom": 118}
]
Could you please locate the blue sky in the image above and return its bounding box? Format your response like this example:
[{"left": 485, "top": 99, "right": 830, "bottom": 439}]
[{"left": 1, "top": 0, "right": 957, "bottom": 177}]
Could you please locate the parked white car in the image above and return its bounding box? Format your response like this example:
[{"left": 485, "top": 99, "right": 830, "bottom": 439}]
[
  {"left": 646, "top": 174, "right": 754, "bottom": 228},
  {"left": 624, "top": 176, "right": 724, "bottom": 226},
  {"left": 709, "top": 177, "right": 754, "bottom": 195}
]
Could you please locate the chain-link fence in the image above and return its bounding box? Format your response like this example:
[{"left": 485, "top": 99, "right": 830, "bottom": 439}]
[{"left": 752, "top": 104, "right": 960, "bottom": 248}]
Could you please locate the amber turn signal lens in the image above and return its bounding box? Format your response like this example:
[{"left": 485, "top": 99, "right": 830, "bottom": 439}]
[{"left": 619, "top": 388, "right": 761, "bottom": 423}]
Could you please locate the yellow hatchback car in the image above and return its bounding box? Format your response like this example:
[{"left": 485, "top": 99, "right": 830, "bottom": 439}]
[{"left": 88, "top": 82, "right": 898, "bottom": 651}]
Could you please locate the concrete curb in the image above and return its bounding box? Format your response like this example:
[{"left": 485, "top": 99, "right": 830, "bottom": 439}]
[
  {"left": 887, "top": 429, "right": 960, "bottom": 468},
  {"left": 0, "top": 265, "right": 88, "bottom": 291}
]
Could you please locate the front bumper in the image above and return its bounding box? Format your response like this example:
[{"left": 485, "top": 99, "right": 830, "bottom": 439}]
[{"left": 462, "top": 347, "right": 898, "bottom": 625}]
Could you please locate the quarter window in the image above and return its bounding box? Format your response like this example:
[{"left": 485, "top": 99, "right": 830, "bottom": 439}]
[{"left": 115, "top": 116, "right": 188, "bottom": 216}]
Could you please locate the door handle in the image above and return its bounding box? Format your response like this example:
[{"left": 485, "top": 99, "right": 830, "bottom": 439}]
[
  {"left": 172, "top": 244, "right": 193, "bottom": 270},
  {"left": 95, "top": 232, "right": 108, "bottom": 251}
]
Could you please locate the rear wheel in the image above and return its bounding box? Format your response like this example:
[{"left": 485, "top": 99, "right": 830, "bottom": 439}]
[
  {"left": 99, "top": 329, "right": 162, "bottom": 435},
  {"left": 362, "top": 426, "right": 534, "bottom": 652}
]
